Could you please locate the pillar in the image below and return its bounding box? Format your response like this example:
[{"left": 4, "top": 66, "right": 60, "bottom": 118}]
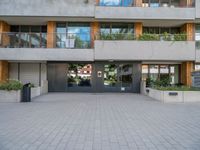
[
  {"left": 47, "top": 21, "right": 56, "bottom": 48},
  {"left": 0, "top": 61, "right": 8, "bottom": 83},
  {"left": 135, "top": 22, "right": 143, "bottom": 39},
  {"left": 181, "top": 61, "right": 194, "bottom": 86},
  {"left": 181, "top": 23, "right": 194, "bottom": 41},
  {"left": 91, "top": 22, "right": 100, "bottom": 48},
  {"left": 135, "top": 0, "right": 142, "bottom": 7}
]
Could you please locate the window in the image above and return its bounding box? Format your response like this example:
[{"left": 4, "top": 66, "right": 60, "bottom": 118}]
[
  {"left": 142, "top": 0, "right": 182, "bottom": 7},
  {"left": 99, "top": 0, "right": 133, "bottom": 6},
  {"left": 195, "top": 64, "right": 200, "bottom": 71},
  {"left": 196, "top": 25, "right": 200, "bottom": 50},
  {"left": 150, "top": 0, "right": 159, "bottom": 7},
  {"left": 142, "top": 64, "right": 180, "bottom": 84},
  {"left": 100, "top": 23, "right": 134, "bottom": 34},
  {"left": 56, "top": 23, "right": 91, "bottom": 49},
  {"left": 9, "top": 25, "right": 47, "bottom": 48}
]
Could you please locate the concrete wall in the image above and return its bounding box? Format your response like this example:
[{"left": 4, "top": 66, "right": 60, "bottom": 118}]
[
  {"left": 0, "top": 48, "right": 94, "bottom": 61},
  {"left": 95, "top": 6, "right": 195, "bottom": 20},
  {"left": 196, "top": 50, "right": 200, "bottom": 62},
  {"left": 196, "top": 0, "right": 200, "bottom": 18},
  {"left": 0, "top": 0, "right": 95, "bottom": 17},
  {"left": 9, "top": 63, "right": 47, "bottom": 87},
  {"left": 94, "top": 41, "right": 196, "bottom": 61}
]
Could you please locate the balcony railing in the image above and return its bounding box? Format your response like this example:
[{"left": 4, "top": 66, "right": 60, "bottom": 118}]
[
  {"left": 0, "top": 32, "right": 47, "bottom": 48},
  {"left": 97, "top": 0, "right": 195, "bottom": 7},
  {"left": 0, "top": 32, "right": 91, "bottom": 49},
  {"left": 96, "top": 33, "right": 190, "bottom": 41}
]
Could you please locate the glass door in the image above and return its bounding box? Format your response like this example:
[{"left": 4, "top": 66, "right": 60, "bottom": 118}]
[{"left": 103, "top": 64, "right": 133, "bottom": 92}]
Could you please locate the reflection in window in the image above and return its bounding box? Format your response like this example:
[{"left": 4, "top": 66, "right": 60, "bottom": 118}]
[
  {"left": 195, "top": 64, "right": 200, "bottom": 71},
  {"left": 142, "top": 65, "right": 149, "bottom": 80},
  {"left": 149, "top": 65, "right": 159, "bottom": 81},
  {"left": 99, "top": 0, "right": 133, "bottom": 6},
  {"left": 104, "top": 64, "right": 118, "bottom": 87},
  {"left": 101, "top": 23, "right": 134, "bottom": 34},
  {"left": 150, "top": 0, "right": 159, "bottom": 7},
  {"left": 56, "top": 23, "right": 91, "bottom": 49},
  {"left": 119, "top": 64, "right": 133, "bottom": 88},
  {"left": 196, "top": 25, "right": 200, "bottom": 50},
  {"left": 170, "top": 65, "right": 179, "bottom": 84},
  {"left": 68, "top": 64, "right": 92, "bottom": 87}
]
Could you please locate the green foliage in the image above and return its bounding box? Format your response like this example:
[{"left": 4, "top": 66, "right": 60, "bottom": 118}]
[
  {"left": 173, "top": 33, "right": 187, "bottom": 41},
  {"left": 146, "top": 76, "right": 171, "bottom": 88},
  {"left": 162, "top": 32, "right": 171, "bottom": 41},
  {"left": 138, "top": 33, "right": 159, "bottom": 41},
  {"left": 99, "top": 32, "right": 135, "bottom": 40},
  {"left": 155, "top": 86, "right": 200, "bottom": 91},
  {"left": 0, "top": 80, "right": 23, "bottom": 91}
]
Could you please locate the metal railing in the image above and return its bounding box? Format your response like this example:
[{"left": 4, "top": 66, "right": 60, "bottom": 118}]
[
  {"left": 97, "top": 0, "right": 195, "bottom": 7},
  {"left": 0, "top": 32, "right": 91, "bottom": 49},
  {"left": 96, "top": 33, "right": 191, "bottom": 41}
]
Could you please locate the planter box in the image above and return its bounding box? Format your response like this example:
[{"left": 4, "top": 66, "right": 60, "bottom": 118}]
[
  {"left": 31, "top": 87, "right": 41, "bottom": 99},
  {"left": 147, "top": 88, "right": 200, "bottom": 103},
  {"left": 0, "top": 90, "right": 21, "bottom": 102}
]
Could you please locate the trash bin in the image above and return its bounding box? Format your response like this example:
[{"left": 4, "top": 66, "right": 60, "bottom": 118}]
[{"left": 22, "top": 83, "right": 31, "bottom": 102}]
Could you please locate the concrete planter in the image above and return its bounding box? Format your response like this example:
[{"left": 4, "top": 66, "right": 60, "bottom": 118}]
[
  {"left": 0, "top": 90, "right": 21, "bottom": 102},
  {"left": 147, "top": 88, "right": 200, "bottom": 103},
  {"left": 31, "top": 87, "right": 41, "bottom": 99}
]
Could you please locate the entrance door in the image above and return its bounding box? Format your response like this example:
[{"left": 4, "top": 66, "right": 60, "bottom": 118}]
[
  {"left": 48, "top": 63, "right": 67, "bottom": 92},
  {"left": 103, "top": 64, "right": 133, "bottom": 92}
]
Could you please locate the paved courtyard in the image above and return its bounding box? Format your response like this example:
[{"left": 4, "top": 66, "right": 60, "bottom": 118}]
[{"left": 0, "top": 93, "right": 200, "bottom": 150}]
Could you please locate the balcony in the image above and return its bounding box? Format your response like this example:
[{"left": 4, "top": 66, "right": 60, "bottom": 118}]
[
  {"left": 94, "top": 33, "right": 196, "bottom": 61},
  {"left": 0, "top": 32, "right": 94, "bottom": 61},
  {"left": 95, "top": 1, "right": 195, "bottom": 20}
]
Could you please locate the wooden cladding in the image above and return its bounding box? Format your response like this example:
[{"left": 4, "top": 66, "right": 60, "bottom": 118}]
[
  {"left": 0, "top": 61, "right": 8, "bottom": 83},
  {"left": 135, "top": 22, "right": 143, "bottom": 39},
  {"left": 181, "top": 61, "right": 194, "bottom": 86},
  {"left": 47, "top": 21, "right": 56, "bottom": 48},
  {"left": 135, "top": 0, "right": 142, "bottom": 7},
  {"left": 91, "top": 22, "right": 100, "bottom": 48},
  {"left": 181, "top": 23, "right": 194, "bottom": 41},
  {"left": 0, "top": 21, "right": 10, "bottom": 47}
]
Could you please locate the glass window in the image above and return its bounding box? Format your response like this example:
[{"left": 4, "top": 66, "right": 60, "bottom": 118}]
[
  {"left": 104, "top": 64, "right": 118, "bottom": 88},
  {"left": 119, "top": 64, "right": 133, "bottom": 88},
  {"left": 160, "top": 0, "right": 170, "bottom": 7},
  {"left": 149, "top": 65, "right": 159, "bottom": 81},
  {"left": 68, "top": 23, "right": 90, "bottom": 49},
  {"left": 170, "top": 65, "right": 179, "bottom": 84},
  {"left": 68, "top": 64, "right": 92, "bottom": 87},
  {"left": 195, "top": 64, "right": 200, "bottom": 71},
  {"left": 21, "top": 26, "right": 30, "bottom": 32},
  {"left": 100, "top": 23, "right": 111, "bottom": 34},
  {"left": 99, "top": 0, "right": 133, "bottom": 6},
  {"left": 142, "top": 65, "right": 149, "bottom": 80},
  {"left": 196, "top": 25, "right": 200, "bottom": 50},
  {"left": 150, "top": 0, "right": 160, "bottom": 7},
  {"left": 171, "top": 0, "right": 180, "bottom": 7}
]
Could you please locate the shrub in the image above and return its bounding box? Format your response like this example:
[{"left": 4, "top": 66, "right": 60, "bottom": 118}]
[
  {"left": 174, "top": 33, "right": 187, "bottom": 41},
  {"left": 138, "top": 33, "right": 159, "bottom": 41},
  {"left": 0, "top": 80, "right": 23, "bottom": 91}
]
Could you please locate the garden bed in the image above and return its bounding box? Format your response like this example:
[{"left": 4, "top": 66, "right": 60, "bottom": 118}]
[
  {"left": 0, "top": 90, "right": 21, "bottom": 102},
  {"left": 147, "top": 88, "right": 200, "bottom": 103}
]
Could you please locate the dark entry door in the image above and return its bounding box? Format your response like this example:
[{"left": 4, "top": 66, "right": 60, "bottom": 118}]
[{"left": 47, "top": 63, "right": 67, "bottom": 92}]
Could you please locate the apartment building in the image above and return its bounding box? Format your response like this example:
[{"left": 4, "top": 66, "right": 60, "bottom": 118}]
[{"left": 0, "top": 0, "right": 199, "bottom": 93}]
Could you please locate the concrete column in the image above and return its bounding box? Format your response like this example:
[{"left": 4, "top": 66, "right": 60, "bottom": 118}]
[
  {"left": 181, "top": 61, "right": 194, "bottom": 86},
  {"left": 47, "top": 21, "right": 56, "bottom": 48},
  {"left": 181, "top": 23, "right": 194, "bottom": 41},
  {"left": 91, "top": 22, "right": 100, "bottom": 48},
  {"left": 0, "top": 21, "right": 10, "bottom": 47},
  {"left": 135, "top": 22, "right": 143, "bottom": 39},
  {"left": 0, "top": 61, "right": 8, "bottom": 83},
  {"left": 0, "top": 21, "right": 10, "bottom": 82},
  {"left": 135, "top": 0, "right": 142, "bottom": 6}
]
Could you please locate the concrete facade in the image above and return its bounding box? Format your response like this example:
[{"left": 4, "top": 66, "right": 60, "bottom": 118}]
[{"left": 95, "top": 41, "right": 196, "bottom": 61}]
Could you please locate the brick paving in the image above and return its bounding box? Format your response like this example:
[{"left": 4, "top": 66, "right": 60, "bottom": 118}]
[{"left": 0, "top": 93, "right": 200, "bottom": 150}]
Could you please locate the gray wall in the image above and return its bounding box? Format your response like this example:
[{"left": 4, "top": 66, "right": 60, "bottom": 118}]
[
  {"left": 9, "top": 63, "right": 47, "bottom": 87},
  {"left": 0, "top": 0, "right": 95, "bottom": 17},
  {"left": 95, "top": 41, "right": 196, "bottom": 61},
  {"left": 95, "top": 6, "right": 195, "bottom": 20},
  {"left": 196, "top": 50, "right": 200, "bottom": 62},
  {"left": 196, "top": 0, "right": 200, "bottom": 18},
  {"left": 0, "top": 48, "right": 94, "bottom": 61}
]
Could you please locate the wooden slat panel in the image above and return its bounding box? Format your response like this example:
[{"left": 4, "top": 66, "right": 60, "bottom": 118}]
[
  {"left": 135, "top": 22, "right": 143, "bottom": 39},
  {"left": 181, "top": 61, "right": 194, "bottom": 86},
  {"left": 91, "top": 22, "right": 100, "bottom": 48},
  {"left": 47, "top": 21, "right": 56, "bottom": 48},
  {"left": 0, "top": 61, "right": 8, "bottom": 83}
]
